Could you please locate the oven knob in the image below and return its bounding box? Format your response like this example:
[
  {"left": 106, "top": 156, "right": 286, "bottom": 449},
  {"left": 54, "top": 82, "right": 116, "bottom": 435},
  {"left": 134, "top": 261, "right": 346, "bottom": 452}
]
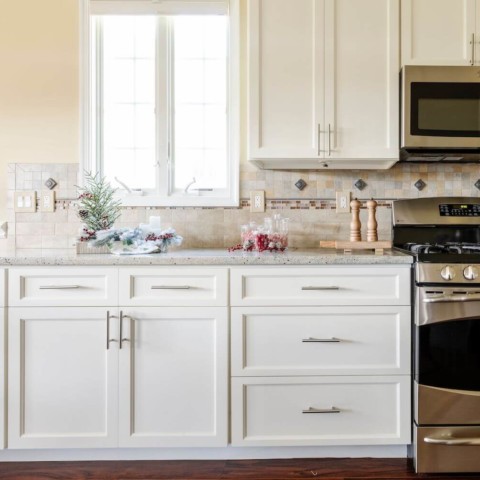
[
  {"left": 440, "top": 266, "right": 456, "bottom": 281},
  {"left": 463, "top": 265, "right": 479, "bottom": 281}
]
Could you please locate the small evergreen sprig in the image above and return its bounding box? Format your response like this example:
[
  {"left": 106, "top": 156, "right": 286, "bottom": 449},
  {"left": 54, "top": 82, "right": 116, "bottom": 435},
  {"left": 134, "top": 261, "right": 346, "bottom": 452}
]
[{"left": 77, "top": 172, "right": 121, "bottom": 240}]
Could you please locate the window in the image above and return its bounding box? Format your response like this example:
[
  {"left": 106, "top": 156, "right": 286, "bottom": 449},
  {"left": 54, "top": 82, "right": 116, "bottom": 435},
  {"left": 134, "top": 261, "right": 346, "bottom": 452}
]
[{"left": 81, "top": 0, "right": 239, "bottom": 206}]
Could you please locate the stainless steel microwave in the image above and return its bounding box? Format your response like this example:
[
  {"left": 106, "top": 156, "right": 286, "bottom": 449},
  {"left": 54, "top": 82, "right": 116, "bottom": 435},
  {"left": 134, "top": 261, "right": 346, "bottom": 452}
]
[{"left": 401, "top": 65, "right": 480, "bottom": 163}]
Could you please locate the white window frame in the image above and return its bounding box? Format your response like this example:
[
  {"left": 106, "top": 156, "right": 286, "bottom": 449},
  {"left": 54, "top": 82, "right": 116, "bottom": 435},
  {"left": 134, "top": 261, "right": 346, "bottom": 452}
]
[{"left": 79, "top": 0, "right": 240, "bottom": 207}]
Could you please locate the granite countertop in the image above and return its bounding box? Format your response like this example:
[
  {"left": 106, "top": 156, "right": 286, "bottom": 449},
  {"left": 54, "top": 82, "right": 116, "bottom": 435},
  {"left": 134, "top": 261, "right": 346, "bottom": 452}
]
[{"left": 0, "top": 247, "right": 413, "bottom": 266}]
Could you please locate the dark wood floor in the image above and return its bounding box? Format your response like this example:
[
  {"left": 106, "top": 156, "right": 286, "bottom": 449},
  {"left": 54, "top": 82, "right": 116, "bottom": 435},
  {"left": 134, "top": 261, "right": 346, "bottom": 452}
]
[{"left": 0, "top": 459, "right": 479, "bottom": 480}]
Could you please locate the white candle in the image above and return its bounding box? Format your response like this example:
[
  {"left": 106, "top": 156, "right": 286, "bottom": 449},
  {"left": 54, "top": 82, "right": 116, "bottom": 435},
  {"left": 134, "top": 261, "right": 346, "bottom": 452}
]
[{"left": 149, "top": 216, "right": 161, "bottom": 230}]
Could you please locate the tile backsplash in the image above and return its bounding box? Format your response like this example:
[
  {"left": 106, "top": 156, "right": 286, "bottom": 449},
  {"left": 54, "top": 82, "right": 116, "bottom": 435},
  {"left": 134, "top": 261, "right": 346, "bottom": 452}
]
[{"left": 7, "top": 162, "right": 480, "bottom": 250}]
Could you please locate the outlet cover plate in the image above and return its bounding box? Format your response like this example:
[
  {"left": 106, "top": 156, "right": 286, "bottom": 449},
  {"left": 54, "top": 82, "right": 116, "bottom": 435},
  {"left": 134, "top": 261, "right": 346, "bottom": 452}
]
[
  {"left": 336, "top": 191, "right": 351, "bottom": 213},
  {"left": 250, "top": 190, "right": 265, "bottom": 213},
  {"left": 14, "top": 191, "right": 37, "bottom": 213},
  {"left": 40, "top": 190, "right": 56, "bottom": 212}
]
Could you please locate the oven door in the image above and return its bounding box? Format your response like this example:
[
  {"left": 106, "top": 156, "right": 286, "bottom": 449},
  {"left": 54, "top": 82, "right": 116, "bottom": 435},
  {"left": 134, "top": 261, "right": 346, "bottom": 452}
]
[{"left": 415, "top": 286, "right": 480, "bottom": 425}]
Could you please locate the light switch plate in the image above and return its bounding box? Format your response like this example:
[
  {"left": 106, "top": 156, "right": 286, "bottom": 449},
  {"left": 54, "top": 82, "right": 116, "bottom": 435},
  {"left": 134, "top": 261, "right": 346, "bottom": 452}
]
[
  {"left": 14, "top": 191, "right": 37, "bottom": 213},
  {"left": 40, "top": 190, "right": 55, "bottom": 212}
]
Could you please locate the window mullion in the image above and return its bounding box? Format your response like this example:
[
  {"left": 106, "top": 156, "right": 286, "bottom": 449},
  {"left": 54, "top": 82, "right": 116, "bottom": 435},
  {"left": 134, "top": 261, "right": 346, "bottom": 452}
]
[{"left": 156, "top": 16, "right": 170, "bottom": 197}]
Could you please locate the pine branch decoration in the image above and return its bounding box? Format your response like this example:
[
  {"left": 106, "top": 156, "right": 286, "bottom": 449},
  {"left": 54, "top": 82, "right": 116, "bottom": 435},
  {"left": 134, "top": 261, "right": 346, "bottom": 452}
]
[{"left": 76, "top": 172, "right": 121, "bottom": 236}]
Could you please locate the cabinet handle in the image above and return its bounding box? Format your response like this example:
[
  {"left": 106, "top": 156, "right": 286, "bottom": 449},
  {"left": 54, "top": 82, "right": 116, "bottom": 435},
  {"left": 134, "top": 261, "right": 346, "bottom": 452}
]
[
  {"left": 302, "top": 407, "right": 341, "bottom": 414},
  {"left": 119, "top": 311, "right": 131, "bottom": 350},
  {"left": 317, "top": 124, "right": 321, "bottom": 156},
  {"left": 39, "top": 285, "right": 81, "bottom": 290},
  {"left": 470, "top": 33, "right": 475, "bottom": 65},
  {"left": 106, "top": 311, "right": 118, "bottom": 350},
  {"left": 328, "top": 123, "right": 332, "bottom": 156},
  {"left": 151, "top": 285, "right": 191, "bottom": 290},
  {"left": 302, "top": 337, "right": 341, "bottom": 343},
  {"left": 302, "top": 286, "right": 340, "bottom": 291}
]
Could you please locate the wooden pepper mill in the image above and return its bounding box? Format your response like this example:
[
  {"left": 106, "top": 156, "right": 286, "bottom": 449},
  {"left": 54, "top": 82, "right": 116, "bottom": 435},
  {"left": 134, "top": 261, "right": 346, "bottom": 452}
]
[
  {"left": 366, "top": 198, "right": 378, "bottom": 242},
  {"left": 350, "top": 198, "right": 362, "bottom": 241}
]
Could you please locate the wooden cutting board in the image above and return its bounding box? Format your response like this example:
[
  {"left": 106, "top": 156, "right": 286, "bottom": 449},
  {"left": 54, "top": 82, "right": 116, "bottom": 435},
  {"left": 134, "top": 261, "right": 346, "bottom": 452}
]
[{"left": 319, "top": 240, "right": 392, "bottom": 254}]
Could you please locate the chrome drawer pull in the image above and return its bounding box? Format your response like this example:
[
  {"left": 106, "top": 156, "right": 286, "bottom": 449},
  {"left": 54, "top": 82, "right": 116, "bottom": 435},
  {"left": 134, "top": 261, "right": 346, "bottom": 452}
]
[
  {"left": 424, "top": 435, "right": 480, "bottom": 446},
  {"left": 106, "top": 311, "right": 118, "bottom": 350},
  {"left": 302, "top": 337, "right": 341, "bottom": 343},
  {"left": 302, "top": 286, "right": 340, "bottom": 291},
  {"left": 119, "top": 311, "right": 132, "bottom": 350},
  {"left": 151, "top": 285, "right": 191, "bottom": 290},
  {"left": 302, "top": 407, "right": 341, "bottom": 414},
  {"left": 39, "top": 285, "right": 81, "bottom": 290}
]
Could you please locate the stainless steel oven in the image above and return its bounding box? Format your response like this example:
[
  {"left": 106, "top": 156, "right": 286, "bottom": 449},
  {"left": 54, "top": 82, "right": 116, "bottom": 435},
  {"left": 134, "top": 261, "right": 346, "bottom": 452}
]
[
  {"left": 401, "top": 66, "right": 480, "bottom": 163},
  {"left": 393, "top": 197, "right": 480, "bottom": 474}
]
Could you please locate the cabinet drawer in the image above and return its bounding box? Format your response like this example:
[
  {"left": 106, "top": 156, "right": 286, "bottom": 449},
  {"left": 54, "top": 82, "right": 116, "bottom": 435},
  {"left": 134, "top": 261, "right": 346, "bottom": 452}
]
[
  {"left": 231, "top": 376, "right": 410, "bottom": 446},
  {"left": 119, "top": 267, "right": 228, "bottom": 306},
  {"left": 8, "top": 267, "right": 118, "bottom": 306},
  {"left": 231, "top": 306, "right": 410, "bottom": 376},
  {"left": 231, "top": 266, "right": 411, "bottom": 306}
]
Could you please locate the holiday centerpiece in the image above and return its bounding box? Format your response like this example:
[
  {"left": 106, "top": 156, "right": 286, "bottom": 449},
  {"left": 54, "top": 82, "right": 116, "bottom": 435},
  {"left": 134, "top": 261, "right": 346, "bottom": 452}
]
[
  {"left": 76, "top": 172, "right": 122, "bottom": 254},
  {"left": 76, "top": 173, "right": 183, "bottom": 255}
]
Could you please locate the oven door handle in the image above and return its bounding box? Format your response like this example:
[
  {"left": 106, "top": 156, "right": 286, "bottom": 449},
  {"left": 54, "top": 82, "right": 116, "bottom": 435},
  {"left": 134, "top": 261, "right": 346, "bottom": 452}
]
[
  {"left": 423, "top": 294, "right": 480, "bottom": 304},
  {"left": 424, "top": 435, "right": 480, "bottom": 446}
]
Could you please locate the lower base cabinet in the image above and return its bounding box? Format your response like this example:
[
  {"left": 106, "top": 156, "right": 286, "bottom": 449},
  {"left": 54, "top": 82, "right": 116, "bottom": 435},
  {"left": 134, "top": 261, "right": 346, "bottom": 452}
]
[
  {"left": 8, "top": 307, "right": 228, "bottom": 449},
  {"left": 231, "top": 376, "right": 410, "bottom": 446}
]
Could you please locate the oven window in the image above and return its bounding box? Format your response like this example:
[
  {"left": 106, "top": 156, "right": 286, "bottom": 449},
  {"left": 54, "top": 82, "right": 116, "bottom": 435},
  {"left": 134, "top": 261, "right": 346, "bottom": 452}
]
[
  {"left": 417, "top": 318, "right": 480, "bottom": 391},
  {"left": 411, "top": 82, "right": 480, "bottom": 137}
]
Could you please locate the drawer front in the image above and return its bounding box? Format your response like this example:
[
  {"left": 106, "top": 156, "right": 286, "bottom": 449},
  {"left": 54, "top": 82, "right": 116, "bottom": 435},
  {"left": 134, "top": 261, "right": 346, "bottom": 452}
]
[
  {"left": 231, "top": 306, "right": 411, "bottom": 376},
  {"left": 230, "top": 266, "right": 411, "bottom": 306},
  {"left": 8, "top": 267, "right": 118, "bottom": 306},
  {"left": 119, "top": 267, "right": 228, "bottom": 306},
  {"left": 231, "top": 376, "right": 410, "bottom": 446}
]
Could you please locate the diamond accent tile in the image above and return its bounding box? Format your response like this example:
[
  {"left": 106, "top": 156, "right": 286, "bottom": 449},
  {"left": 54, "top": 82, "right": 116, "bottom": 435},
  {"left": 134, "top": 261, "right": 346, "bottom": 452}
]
[
  {"left": 44, "top": 178, "right": 57, "bottom": 190},
  {"left": 295, "top": 179, "right": 307, "bottom": 191},
  {"left": 414, "top": 179, "right": 426, "bottom": 191},
  {"left": 354, "top": 179, "right": 367, "bottom": 190}
]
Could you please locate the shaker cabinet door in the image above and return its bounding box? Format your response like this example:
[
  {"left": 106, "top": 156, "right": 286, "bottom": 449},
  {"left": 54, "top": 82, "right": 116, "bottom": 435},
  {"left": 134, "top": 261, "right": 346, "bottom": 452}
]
[
  {"left": 118, "top": 307, "right": 228, "bottom": 447},
  {"left": 8, "top": 307, "right": 119, "bottom": 449},
  {"left": 402, "top": 0, "right": 477, "bottom": 66}
]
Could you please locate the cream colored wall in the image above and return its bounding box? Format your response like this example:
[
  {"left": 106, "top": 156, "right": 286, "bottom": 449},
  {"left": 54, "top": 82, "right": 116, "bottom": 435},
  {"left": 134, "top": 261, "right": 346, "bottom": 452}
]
[{"left": 0, "top": 0, "right": 79, "bottom": 219}]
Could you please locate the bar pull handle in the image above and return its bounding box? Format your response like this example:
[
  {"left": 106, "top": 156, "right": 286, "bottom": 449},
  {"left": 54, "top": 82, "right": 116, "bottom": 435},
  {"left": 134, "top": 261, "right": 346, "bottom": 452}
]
[
  {"left": 151, "top": 285, "right": 191, "bottom": 290},
  {"left": 470, "top": 33, "right": 475, "bottom": 65},
  {"left": 106, "top": 311, "right": 118, "bottom": 350},
  {"left": 302, "top": 286, "right": 340, "bottom": 291},
  {"left": 317, "top": 124, "right": 321, "bottom": 156},
  {"left": 328, "top": 123, "right": 332, "bottom": 156},
  {"left": 39, "top": 285, "right": 81, "bottom": 290},
  {"left": 119, "top": 311, "right": 131, "bottom": 350},
  {"left": 424, "top": 435, "right": 480, "bottom": 446},
  {"left": 302, "top": 337, "right": 341, "bottom": 343},
  {"left": 302, "top": 407, "right": 341, "bottom": 414}
]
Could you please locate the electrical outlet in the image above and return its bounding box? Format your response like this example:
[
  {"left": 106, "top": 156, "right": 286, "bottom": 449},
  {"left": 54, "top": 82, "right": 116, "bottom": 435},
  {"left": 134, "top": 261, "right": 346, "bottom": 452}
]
[
  {"left": 14, "top": 191, "right": 37, "bottom": 213},
  {"left": 336, "top": 191, "right": 351, "bottom": 213},
  {"left": 40, "top": 190, "right": 55, "bottom": 212},
  {"left": 250, "top": 190, "right": 265, "bottom": 213}
]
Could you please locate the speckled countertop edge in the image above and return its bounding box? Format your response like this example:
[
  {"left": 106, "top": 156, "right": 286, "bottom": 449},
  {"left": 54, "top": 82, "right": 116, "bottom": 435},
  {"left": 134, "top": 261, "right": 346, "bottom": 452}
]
[{"left": 0, "top": 248, "right": 414, "bottom": 266}]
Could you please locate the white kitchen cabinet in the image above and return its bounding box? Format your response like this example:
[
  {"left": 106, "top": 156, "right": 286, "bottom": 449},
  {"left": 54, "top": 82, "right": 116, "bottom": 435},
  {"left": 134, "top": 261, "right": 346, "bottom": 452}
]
[
  {"left": 402, "top": 0, "right": 479, "bottom": 66},
  {"left": 231, "top": 376, "right": 410, "bottom": 446},
  {"left": 0, "top": 269, "right": 5, "bottom": 450},
  {"left": 8, "top": 307, "right": 119, "bottom": 449},
  {"left": 248, "top": 0, "right": 399, "bottom": 170},
  {"left": 7, "top": 266, "right": 229, "bottom": 450},
  {"left": 118, "top": 307, "right": 228, "bottom": 447},
  {"left": 230, "top": 265, "right": 411, "bottom": 447}
]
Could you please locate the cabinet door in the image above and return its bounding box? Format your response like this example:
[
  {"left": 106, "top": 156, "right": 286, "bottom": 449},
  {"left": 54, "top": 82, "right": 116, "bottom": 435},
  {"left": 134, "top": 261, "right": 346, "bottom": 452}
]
[
  {"left": 248, "top": 0, "right": 325, "bottom": 161},
  {"left": 118, "top": 307, "right": 228, "bottom": 447},
  {"left": 8, "top": 308, "right": 119, "bottom": 449},
  {"left": 402, "top": 0, "right": 476, "bottom": 66},
  {"left": 324, "top": 0, "right": 399, "bottom": 162},
  {"left": 477, "top": 0, "right": 480, "bottom": 65}
]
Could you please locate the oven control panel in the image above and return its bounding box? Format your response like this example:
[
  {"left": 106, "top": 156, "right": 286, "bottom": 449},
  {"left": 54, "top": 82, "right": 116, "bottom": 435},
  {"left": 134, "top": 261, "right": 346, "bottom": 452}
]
[{"left": 439, "top": 203, "right": 480, "bottom": 216}]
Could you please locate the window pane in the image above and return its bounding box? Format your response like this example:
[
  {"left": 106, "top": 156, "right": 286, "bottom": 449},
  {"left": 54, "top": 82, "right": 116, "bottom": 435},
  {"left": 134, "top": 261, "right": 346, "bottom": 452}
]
[
  {"left": 101, "top": 16, "right": 156, "bottom": 190},
  {"left": 172, "top": 16, "right": 228, "bottom": 191}
]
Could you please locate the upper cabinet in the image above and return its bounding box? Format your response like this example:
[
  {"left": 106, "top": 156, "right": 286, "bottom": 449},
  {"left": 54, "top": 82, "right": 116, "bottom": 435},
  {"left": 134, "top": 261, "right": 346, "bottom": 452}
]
[
  {"left": 402, "top": 0, "right": 480, "bottom": 66},
  {"left": 247, "top": 0, "right": 400, "bottom": 170}
]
